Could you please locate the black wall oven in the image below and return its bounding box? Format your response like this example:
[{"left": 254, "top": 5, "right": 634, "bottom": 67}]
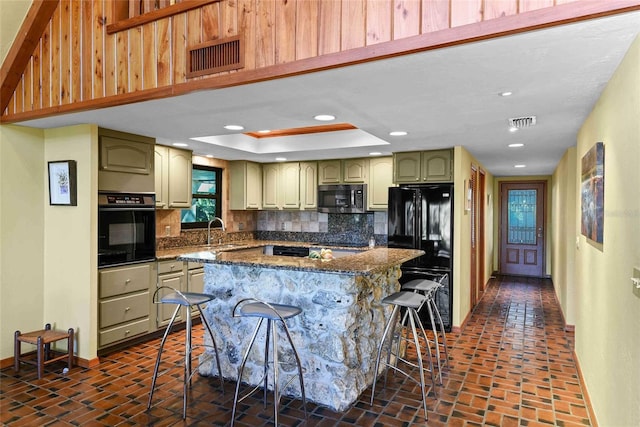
[{"left": 98, "top": 192, "right": 156, "bottom": 268}]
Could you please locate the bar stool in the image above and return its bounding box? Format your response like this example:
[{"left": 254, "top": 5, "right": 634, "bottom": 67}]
[
  {"left": 402, "top": 277, "right": 450, "bottom": 383},
  {"left": 231, "top": 298, "right": 307, "bottom": 427},
  {"left": 148, "top": 287, "right": 223, "bottom": 419},
  {"left": 370, "top": 291, "right": 436, "bottom": 420}
]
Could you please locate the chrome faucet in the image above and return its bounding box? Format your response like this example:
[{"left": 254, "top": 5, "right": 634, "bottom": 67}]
[{"left": 207, "top": 217, "right": 225, "bottom": 245}]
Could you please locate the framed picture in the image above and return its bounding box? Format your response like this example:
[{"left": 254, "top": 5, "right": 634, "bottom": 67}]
[
  {"left": 48, "top": 160, "right": 77, "bottom": 206},
  {"left": 580, "top": 142, "right": 604, "bottom": 243}
]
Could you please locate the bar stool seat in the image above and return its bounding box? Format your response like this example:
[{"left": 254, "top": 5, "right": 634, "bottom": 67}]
[
  {"left": 370, "top": 291, "right": 436, "bottom": 420},
  {"left": 231, "top": 299, "right": 306, "bottom": 426},
  {"left": 148, "top": 287, "right": 224, "bottom": 419},
  {"left": 402, "top": 278, "right": 450, "bottom": 383}
]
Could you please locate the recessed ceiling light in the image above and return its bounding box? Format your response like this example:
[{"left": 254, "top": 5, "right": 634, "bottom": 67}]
[
  {"left": 224, "top": 124, "right": 244, "bottom": 131},
  {"left": 173, "top": 142, "right": 188, "bottom": 147},
  {"left": 369, "top": 152, "right": 382, "bottom": 156},
  {"left": 275, "top": 157, "right": 287, "bottom": 161},
  {"left": 509, "top": 127, "right": 518, "bottom": 133},
  {"left": 508, "top": 143, "right": 524, "bottom": 148},
  {"left": 314, "top": 114, "right": 335, "bottom": 121},
  {"left": 389, "top": 131, "right": 407, "bottom": 136},
  {"left": 499, "top": 91, "right": 513, "bottom": 97},
  {"left": 206, "top": 154, "right": 214, "bottom": 158},
  {"left": 257, "top": 130, "right": 271, "bottom": 134},
  {"left": 514, "top": 164, "right": 527, "bottom": 168}
]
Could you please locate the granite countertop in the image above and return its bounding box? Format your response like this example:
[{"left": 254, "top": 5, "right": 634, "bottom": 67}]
[{"left": 167, "top": 240, "right": 424, "bottom": 276}]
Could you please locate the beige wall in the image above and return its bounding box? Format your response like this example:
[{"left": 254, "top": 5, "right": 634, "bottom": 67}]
[
  {"left": 0, "top": 0, "right": 30, "bottom": 64},
  {"left": 551, "top": 147, "right": 577, "bottom": 325},
  {"left": 0, "top": 124, "right": 45, "bottom": 360},
  {"left": 571, "top": 35, "right": 640, "bottom": 426},
  {"left": 453, "top": 146, "right": 495, "bottom": 328},
  {"left": 44, "top": 125, "right": 99, "bottom": 360}
]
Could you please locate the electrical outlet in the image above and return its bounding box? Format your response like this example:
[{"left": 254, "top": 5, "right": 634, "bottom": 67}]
[
  {"left": 165, "top": 225, "right": 171, "bottom": 236},
  {"left": 238, "top": 222, "right": 244, "bottom": 230},
  {"left": 633, "top": 267, "right": 640, "bottom": 298}
]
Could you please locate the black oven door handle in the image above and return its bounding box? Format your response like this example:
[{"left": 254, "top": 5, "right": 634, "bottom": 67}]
[{"left": 98, "top": 207, "right": 156, "bottom": 212}]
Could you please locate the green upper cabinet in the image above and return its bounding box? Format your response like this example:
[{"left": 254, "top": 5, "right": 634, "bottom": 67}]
[
  {"left": 262, "top": 163, "right": 281, "bottom": 209},
  {"left": 154, "top": 145, "right": 192, "bottom": 209},
  {"left": 393, "top": 149, "right": 453, "bottom": 183},
  {"left": 229, "top": 161, "right": 262, "bottom": 210},
  {"left": 300, "top": 162, "right": 318, "bottom": 210},
  {"left": 318, "top": 160, "right": 342, "bottom": 184},
  {"left": 280, "top": 162, "right": 301, "bottom": 209},
  {"left": 368, "top": 156, "right": 393, "bottom": 210},
  {"left": 261, "top": 162, "right": 314, "bottom": 210}
]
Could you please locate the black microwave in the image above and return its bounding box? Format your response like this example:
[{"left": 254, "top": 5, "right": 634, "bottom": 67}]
[{"left": 317, "top": 184, "right": 367, "bottom": 213}]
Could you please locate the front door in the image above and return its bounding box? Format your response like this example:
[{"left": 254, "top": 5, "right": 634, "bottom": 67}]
[{"left": 499, "top": 181, "right": 546, "bottom": 277}]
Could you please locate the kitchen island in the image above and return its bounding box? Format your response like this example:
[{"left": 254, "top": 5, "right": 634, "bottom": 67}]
[{"left": 177, "top": 246, "right": 423, "bottom": 411}]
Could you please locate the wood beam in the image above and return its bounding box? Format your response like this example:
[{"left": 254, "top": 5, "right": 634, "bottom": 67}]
[{"left": 0, "top": 0, "right": 59, "bottom": 114}]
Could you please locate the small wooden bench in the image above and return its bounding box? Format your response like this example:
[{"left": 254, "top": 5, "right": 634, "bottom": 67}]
[{"left": 14, "top": 323, "right": 74, "bottom": 379}]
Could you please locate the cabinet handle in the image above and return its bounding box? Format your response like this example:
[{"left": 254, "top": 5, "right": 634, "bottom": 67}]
[
  {"left": 125, "top": 307, "right": 130, "bottom": 312},
  {"left": 125, "top": 279, "right": 131, "bottom": 284},
  {"left": 125, "top": 330, "right": 130, "bottom": 335}
]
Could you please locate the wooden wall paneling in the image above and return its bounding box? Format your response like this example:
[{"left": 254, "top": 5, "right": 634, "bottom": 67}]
[
  {"left": 519, "top": 0, "right": 554, "bottom": 12},
  {"left": 450, "top": 0, "right": 483, "bottom": 27},
  {"left": 201, "top": 2, "right": 221, "bottom": 40},
  {"left": 93, "top": 0, "right": 105, "bottom": 99},
  {"left": 116, "top": 30, "right": 128, "bottom": 94},
  {"left": 484, "top": 0, "right": 518, "bottom": 20},
  {"left": 342, "top": 0, "right": 366, "bottom": 51},
  {"left": 41, "top": 21, "right": 51, "bottom": 108},
  {"left": 60, "top": 0, "right": 71, "bottom": 104},
  {"left": 129, "top": 27, "right": 143, "bottom": 91},
  {"left": 157, "top": 18, "right": 171, "bottom": 86},
  {"left": 82, "top": 0, "right": 93, "bottom": 100},
  {"left": 393, "top": 0, "right": 422, "bottom": 40},
  {"left": 238, "top": 0, "right": 256, "bottom": 69},
  {"left": 421, "top": 0, "right": 450, "bottom": 33},
  {"left": 172, "top": 13, "right": 187, "bottom": 84},
  {"left": 105, "top": 29, "right": 117, "bottom": 96},
  {"left": 187, "top": 8, "right": 203, "bottom": 79},
  {"left": 142, "top": 22, "right": 157, "bottom": 89},
  {"left": 23, "top": 61, "right": 32, "bottom": 112},
  {"left": 51, "top": 5, "right": 61, "bottom": 106},
  {"left": 318, "top": 0, "right": 341, "bottom": 55},
  {"left": 32, "top": 41, "right": 41, "bottom": 110},
  {"left": 71, "top": 0, "right": 82, "bottom": 103},
  {"left": 275, "top": 0, "right": 295, "bottom": 64},
  {"left": 296, "top": 0, "right": 318, "bottom": 60},
  {"left": 366, "top": 0, "right": 392, "bottom": 46},
  {"left": 221, "top": 0, "right": 239, "bottom": 38},
  {"left": 255, "top": 0, "right": 276, "bottom": 67}
]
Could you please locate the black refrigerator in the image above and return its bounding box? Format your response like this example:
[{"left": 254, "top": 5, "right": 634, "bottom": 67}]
[{"left": 388, "top": 184, "right": 454, "bottom": 332}]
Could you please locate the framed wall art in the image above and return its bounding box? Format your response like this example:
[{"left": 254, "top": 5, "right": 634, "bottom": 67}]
[
  {"left": 580, "top": 142, "right": 604, "bottom": 243},
  {"left": 48, "top": 160, "right": 77, "bottom": 206}
]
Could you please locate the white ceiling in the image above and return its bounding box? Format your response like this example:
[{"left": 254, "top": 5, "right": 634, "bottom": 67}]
[{"left": 15, "top": 11, "right": 640, "bottom": 177}]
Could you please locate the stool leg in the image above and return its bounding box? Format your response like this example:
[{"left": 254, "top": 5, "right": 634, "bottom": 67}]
[
  {"left": 67, "top": 328, "right": 74, "bottom": 372},
  {"left": 183, "top": 306, "right": 192, "bottom": 419},
  {"left": 425, "top": 297, "right": 443, "bottom": 384},
  {"left": 148, "top": 305, "right": 181, "bottom": 412},
  {"left": 231, "top": 318, "right": 264, "bottom": 427},
  {"left": 196, "top": 304, "right": 225, "bottom": 391},
  {"left": 14, "top": 331, "right": 21, "bottom": 374},
  {"left": 431, "top": 298, "right": 450, "bottom": 369},
  {"left": 413, "top": 308, "right": 437, "bottom": 391},
  {"left": 407, "top": 308, "right": 428, "bottom": 420},
  {"left": 271, "top": 320, "right": 279, "bottom": 427},
  {"left": 36, "top": 336, "right": 44, "bottom": 380},
  {"left": 281, "top": 318, "right": 307, "bottom": 419},
  {"left": 370, "top": 305, "right": 400, "bottom": 406},
  {"left": 263, "top": 320, "right": 271, "bottom": 408}
]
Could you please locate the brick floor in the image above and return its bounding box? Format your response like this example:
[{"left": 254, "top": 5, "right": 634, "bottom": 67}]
[{"left": 1, "top": 275, "right": 592, "bottom": 426}]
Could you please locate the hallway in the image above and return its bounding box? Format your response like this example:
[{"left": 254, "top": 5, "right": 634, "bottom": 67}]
[{"left": 1, "top": 276, "right": 591, "bottom": 426}]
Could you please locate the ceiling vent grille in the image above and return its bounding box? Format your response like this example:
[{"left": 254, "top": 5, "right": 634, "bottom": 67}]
[
  {"left": 509, "top": 116, "right": 537, "bottom": 129},
  {"left": 187, "top": 36, "right": 244, "bottom": 78}
]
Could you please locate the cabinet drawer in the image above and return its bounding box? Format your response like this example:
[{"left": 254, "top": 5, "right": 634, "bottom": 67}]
[
  {"left": 100, "top": 291, "right": 150, "bottom": 328},
  {"left": 158, "top": 260, "right": 184, "bottom": 275},
  {"left": 99, "top": 317, "right": 150, "bottom": 347},
  {"left": 99, "top": 264, "right": 151, "bottom": 298},
  {"left": 187, "top": 261, "right": 204, "bottom": 270}
]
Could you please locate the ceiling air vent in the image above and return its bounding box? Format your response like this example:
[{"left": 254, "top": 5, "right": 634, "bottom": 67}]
[
  {"left": 187, "top": 35, "right": 244, "bottom": 79},
  {"left": 508, "top": 116, "right": 537, "bottom": 129}
]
